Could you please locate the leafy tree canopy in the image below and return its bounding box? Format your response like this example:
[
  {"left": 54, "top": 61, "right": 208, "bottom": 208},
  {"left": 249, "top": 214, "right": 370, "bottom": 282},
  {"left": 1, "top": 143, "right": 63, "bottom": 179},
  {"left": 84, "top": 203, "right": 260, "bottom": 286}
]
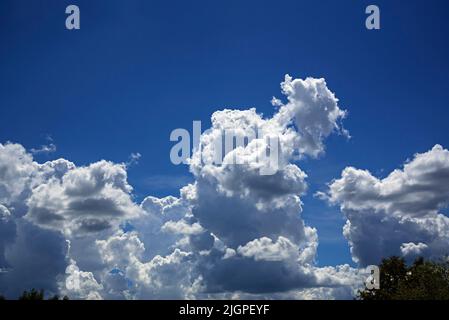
[{"left": 359, "top": 256, "right": 449, "bottom": 300}]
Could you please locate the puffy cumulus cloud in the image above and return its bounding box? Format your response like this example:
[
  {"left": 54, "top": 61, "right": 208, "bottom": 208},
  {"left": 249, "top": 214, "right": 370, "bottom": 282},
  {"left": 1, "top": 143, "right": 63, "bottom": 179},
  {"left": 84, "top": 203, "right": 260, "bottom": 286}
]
[
  {"left": 321, "top": 145, "right": 449, "bottom": 266},
  {"left": 92, "top": 222, "right": 200, "bottom": 299},
  {"left": 400, "top": 242, "right": 428, "bottom": 258},
  {"left": 0, "top": 143, "right": 75, "bottom": 297},
  {"left": 184, "top": 73, "right": 346, "bottom": 247},
  {"left": 0, "top": 143, "right": 75, "bottom": 213},
  {"left": 186, "top": 178, "right": 308, "bottom": 249},
  {"left": 162, "top": 220, "right": 204, "bottom": 236},
  {"left": 160, "top": 74, "right": 355, "bottom": 295},
  {"left": 25, "top": 160, "right": 142, "bottom": 236},
  {"left": 96, "top": 231, "right": 145, "bottom": 270},
  {"left": 125, "top": 248, "right": 197, "bottom": 299},
  {"left": 273, "top": 75, "right": 348, "bottom": 158},
  {"left": 192, "top": 234, "right": 321, "bottom": 295},
  {"left": 234, "top": 233, "right": 316, "bottom": 266},
  {"left": 191, "top": 231, "right": 365, "bottom": 296},
  {"left": 61, "top": 258, "right": 104, "bottom": 300},
  {"left": 0, "top": 75, "right": 362, "bottom": 299},
  {"left": 0, "top": 143, "right": 38, "bottom": 210},
  {"left": 0, "top": 142, "right": 141, "bottom": 298},
  {"left": 134, "top": 195, "right": 192, "bottom": 258},
  {"left": 237, "top": 236, "right": 300, "bottom": 262}
]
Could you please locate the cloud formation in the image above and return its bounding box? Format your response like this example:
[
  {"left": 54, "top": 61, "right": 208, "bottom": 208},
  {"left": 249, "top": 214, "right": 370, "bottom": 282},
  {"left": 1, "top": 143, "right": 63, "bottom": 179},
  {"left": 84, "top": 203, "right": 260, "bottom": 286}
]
[
  {"left": 321, "top": 145, "right": 449, "bottom": 266},
  {"left": 178, "top": 74, "right": 354, "bottom": 295},
  {"left": 273, "top": 75, "right": 348, "bottom": 158},
  {"left": 0, "top": 75, "right": 366, "bottom": 299},
  {"left": 26, "top": 160, "right": 142, "bottom": 236}
]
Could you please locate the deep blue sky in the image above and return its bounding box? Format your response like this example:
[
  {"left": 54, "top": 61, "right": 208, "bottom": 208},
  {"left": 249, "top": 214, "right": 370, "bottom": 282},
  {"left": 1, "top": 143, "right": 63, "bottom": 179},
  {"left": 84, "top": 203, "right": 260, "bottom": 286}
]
[{"left": 1, "top": 0, "right": 449, "bottom": 267}]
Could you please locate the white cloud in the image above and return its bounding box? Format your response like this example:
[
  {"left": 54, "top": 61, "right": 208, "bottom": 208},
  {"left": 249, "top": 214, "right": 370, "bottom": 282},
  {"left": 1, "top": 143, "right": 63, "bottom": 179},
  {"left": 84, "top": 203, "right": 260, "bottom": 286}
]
[
  {"left": 30, "top": 143, "right": 57, "bottom": 155},
  {"left": 237, "top": 236, "right": 300, "bottom": 262},
  {"left": 321, "top": 145, "right": 449, "bottom": 265},
  {"left": 0, "top": 143, "right": 38, "bottom": 209},
  {"left": 400, "top": 242, "right": 428, "bottom": 258},
  {"left": 177, "top": 75, "right": 352, "bottom": 294},
  {"left": 125, "top": 249, "right": 196, "bottom": 299},
  {"left": 61, "top": 258, "right": 104, "bottom": 300},
  {"left": 96, "top": 231, "right": 145, "bottom": 270},
  {"left": 162, "top": 220, "right": 204, "bottom": 235},
  {"left": 25, "top": 160, "right": 143, "bottom": 236},
  {"left": 126, "top": 152, "right": 141, "bottom": 167},
  {"left": 0, "top": 204, "right": 11, "bottom": 219},
  {"left": 273, "top": 75, "right": 348, "bottom": 157}
]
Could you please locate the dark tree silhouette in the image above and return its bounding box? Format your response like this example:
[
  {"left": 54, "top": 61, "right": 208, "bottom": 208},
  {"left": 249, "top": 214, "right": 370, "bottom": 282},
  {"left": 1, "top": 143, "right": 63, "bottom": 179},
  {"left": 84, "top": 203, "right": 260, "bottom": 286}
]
[
  {"left": 359, "top": 256, "right": 449, "bottom": 300},
  {"left": 0, "top": 289, "right": 69, "bottom": 300},
  {"left": 19, "top": 289, "right": 45, "bottom": 300}
]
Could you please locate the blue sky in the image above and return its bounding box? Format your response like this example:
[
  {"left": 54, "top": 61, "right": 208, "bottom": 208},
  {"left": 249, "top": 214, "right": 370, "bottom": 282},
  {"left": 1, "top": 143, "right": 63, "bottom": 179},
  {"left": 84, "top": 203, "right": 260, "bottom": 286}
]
[{"left": 1, "top": 0, "right": 449, "bottom": 269}]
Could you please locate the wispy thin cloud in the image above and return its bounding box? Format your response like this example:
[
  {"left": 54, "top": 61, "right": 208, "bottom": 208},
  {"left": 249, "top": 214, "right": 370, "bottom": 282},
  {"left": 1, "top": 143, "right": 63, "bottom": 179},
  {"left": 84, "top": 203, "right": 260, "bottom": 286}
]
[
  {"left": 126, "top": 152, "right": 142, "bottom": 167},
  {"left": 30, "top": 143, "right": 57, "bottom": 155}
]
